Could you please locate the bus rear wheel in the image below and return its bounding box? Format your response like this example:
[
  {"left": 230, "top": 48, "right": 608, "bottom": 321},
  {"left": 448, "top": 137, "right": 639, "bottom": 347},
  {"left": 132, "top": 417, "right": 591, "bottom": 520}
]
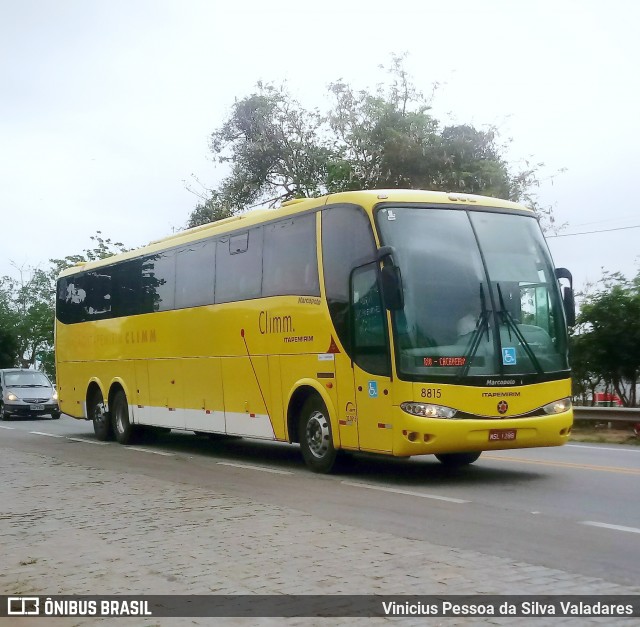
[
  {"left": 112, "top": 390, "right": 135, "bottom": 445},
  {"left": 89, "top": 389, "right": 112, "bottom": 441},
  {"left": 299, "top": 396, "right": 337, "bottom": 474},
  {"left": 435, "top": 451, "right": 481, "bottom": 467}
]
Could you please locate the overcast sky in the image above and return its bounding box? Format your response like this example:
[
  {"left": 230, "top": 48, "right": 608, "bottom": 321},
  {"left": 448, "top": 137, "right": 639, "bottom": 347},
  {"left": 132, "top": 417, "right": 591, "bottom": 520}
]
[{"left": 1, "top": 0, "right": 638, "bottom": 292}]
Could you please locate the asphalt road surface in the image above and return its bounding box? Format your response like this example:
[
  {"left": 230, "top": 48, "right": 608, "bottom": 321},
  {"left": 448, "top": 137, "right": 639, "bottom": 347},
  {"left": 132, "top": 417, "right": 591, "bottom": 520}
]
[{"left": 1, "top": 414, "right": 639, "bottom": 625}]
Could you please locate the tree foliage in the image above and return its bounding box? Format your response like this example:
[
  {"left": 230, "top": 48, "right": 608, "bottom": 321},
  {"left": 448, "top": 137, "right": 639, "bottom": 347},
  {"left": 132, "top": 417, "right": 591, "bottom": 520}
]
[
  {"left": 188, "top": 55, "right": 557, "bottom": 227},
  {"left": 0, "top": 265, "right": 54, "bottom": 371},
  {"left": 49, "top": 231, "right": 128, "bottom": 276},
  {"left": 0, "top": 326, "right": 19, "bottom": 368},
  {"left": 571, "top": 269, "right": 640, "bottom": 406}
]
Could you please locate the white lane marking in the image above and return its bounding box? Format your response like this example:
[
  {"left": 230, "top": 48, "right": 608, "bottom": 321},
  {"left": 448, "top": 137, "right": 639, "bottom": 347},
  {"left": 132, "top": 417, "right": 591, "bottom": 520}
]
[
  {"left": 566, "top": 444, "right": 640, "bottom": 454},
  {"left": 342, "top": 481, "right": 469, "bottom": 504},
  {"left": 67, "top": 437, "right": 107, "bottom": 445},
  {"left": 30, "top": 431, "right": 65, "bottom": 438},
  {"left": 217, "top": 461, "right": 293, "bottom": 475},
  {"left": 0, "top": 425, "right": 15, "bottom": 429},
  {"left": 581, "top": 521, "right": 640, "bottom": 535},
  {"left": 126, "top": 446, "right": 173, "bottom": 456}
]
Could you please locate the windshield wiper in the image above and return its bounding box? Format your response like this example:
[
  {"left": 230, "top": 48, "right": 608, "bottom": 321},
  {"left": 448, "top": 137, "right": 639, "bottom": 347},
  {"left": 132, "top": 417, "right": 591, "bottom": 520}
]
[
  {"left": 496, "top": 283, "right": 544, "bottom": 375},
  {"left": 457, "top": 284, "right": 491, "bottom": 379}
]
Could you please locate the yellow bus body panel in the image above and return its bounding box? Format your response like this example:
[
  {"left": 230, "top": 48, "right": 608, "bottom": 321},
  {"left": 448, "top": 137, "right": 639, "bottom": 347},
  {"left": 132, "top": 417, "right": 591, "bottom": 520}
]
[{"left": 55, "top": 189, "right": 570, "bottom": 460}]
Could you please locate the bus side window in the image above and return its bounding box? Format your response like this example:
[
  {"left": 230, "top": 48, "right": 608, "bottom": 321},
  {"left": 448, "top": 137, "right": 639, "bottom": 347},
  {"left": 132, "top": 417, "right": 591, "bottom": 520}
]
[
  {"left": 143, "top": 250, "right": 176, "bottom": 312},
  {"left": 57, "top": 276, "right": 88, "bottom": 324},
  {"left": 175, "top": 240, "right": 215, "bottom": 309},
  {"left": 84, "top": 272, "right": 112, "bottom": 317},
  {"left": 262, "top": 214, "right": 320, "bottom": 297},
  {"left": 215, "top": 228, "right": 263, "bottom": 304}
]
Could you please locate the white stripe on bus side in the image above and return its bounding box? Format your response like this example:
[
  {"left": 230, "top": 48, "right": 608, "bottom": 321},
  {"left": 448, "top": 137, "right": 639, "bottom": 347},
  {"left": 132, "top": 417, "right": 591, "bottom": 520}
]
[{"left": 130, "top": 404, "right": 275, "bottom": 439}]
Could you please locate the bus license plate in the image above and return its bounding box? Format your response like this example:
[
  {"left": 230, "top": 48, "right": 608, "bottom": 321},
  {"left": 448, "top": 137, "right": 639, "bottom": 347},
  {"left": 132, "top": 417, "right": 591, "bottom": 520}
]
[
  {"left": 30, "top": 404, "right": 45, "bottom": 411},
  {"left": 489, "top": 428, "right": 516, "bottom": 441}
]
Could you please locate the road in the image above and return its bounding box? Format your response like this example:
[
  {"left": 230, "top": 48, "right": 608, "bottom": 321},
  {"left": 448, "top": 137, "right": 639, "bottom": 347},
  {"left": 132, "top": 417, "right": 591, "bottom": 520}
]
[{"left": 1, "top": 415, "right": 639, "bottom": 624}]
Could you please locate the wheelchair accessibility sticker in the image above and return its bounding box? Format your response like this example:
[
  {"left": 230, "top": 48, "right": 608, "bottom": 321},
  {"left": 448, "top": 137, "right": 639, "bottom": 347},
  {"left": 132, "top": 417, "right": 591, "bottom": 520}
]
[
  {"left": 502, "top": 347, "right": 517, "bottom": 366},
  {"left": 368, "top": 381, "right": 378, "bottom": 398}
]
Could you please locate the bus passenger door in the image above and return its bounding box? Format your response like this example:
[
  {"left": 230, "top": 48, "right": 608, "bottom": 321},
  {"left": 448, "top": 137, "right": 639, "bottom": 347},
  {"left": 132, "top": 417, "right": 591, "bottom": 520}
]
[{"left": 351, "top": 264, "right": 394, "bottom": 453}]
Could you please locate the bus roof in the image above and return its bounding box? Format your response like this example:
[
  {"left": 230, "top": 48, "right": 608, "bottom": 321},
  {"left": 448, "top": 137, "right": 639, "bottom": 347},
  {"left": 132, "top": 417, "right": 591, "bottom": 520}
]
[{"left": 57, "top": 189, "right": 531, "bottom": 278}]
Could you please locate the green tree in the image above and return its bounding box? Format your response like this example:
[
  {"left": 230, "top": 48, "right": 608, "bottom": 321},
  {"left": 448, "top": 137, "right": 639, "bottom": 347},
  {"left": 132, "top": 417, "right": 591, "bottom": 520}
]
[
  {"left": 189, "top": 55, "right": 558, "bottom": 227},
  {"left": 0, "top": 327, "right": 19, "bottom": 368},
  {"left": 186, "top": 191, "right": 236, "bottom": 229},
  {"left": 572, "top": 269, "right": 640, "bottom": 407},
  {"left": 49, "top": 231, "right": 128, "bottom": 276},
  {"left": 0, "top": 265, "right": 53, "bottom": 369},
  {"left": 206, "top": 81, "right": 331, "bottom": 210},
  {"left": 569, "top": 332, "right": 603, "bottom": 405}
]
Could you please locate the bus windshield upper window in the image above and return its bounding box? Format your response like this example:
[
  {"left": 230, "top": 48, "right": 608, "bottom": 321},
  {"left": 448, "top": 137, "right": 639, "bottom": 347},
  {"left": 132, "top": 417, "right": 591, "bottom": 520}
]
[{"left": 376, "top": 206, "right": 569, "bottom": 381}]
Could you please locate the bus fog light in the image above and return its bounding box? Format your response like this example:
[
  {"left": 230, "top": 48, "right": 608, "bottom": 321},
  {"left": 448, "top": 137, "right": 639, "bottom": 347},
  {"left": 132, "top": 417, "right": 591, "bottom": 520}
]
[
  {"left": 400, "top": 402, "right": 457, "bottom": 419},
  {"left": 542, "top": 397, "right": 572, "bottom": 415}
]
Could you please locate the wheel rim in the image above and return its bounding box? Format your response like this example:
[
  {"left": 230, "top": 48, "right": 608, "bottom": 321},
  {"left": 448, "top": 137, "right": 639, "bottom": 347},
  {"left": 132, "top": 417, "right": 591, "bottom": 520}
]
[
  {"left": 306, "top": 410, "right": 330, "bottom": 459},
  {"left": 93, "top": 399, "right": 108, "bottom": 428}
]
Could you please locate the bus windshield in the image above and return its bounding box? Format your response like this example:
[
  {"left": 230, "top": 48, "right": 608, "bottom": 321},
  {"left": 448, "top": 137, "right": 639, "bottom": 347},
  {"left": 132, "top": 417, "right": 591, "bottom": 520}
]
[{"left": 376, "top": 206, "right": 569, "bottom": 382}]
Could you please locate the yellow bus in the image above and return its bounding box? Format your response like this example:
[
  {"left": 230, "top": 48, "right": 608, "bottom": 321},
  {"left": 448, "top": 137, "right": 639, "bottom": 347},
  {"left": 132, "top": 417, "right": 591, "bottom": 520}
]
[{"left": 55, "top": 189, "right": 575, "bottom": 472}]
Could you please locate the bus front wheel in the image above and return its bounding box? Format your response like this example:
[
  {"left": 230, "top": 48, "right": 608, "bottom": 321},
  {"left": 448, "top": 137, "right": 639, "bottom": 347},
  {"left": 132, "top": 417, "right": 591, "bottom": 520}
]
[
  {"left": 89, "top": 389, "right": 112, "bottom": 441},
  {"left": 299, "top": 396, "right": 337, "bottom": 474},
  {"left": 112, "top": 390, "right": 135, "bottom": 445},
  {"left": 435, "top": 451, "right": 481, "bottom": 467}
]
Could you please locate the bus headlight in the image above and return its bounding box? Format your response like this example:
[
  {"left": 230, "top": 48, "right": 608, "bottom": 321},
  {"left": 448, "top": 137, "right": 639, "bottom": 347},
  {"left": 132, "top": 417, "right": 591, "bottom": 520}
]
[
  {"left": 542, "top": 397, "right": 572, "bottom": 414},
  {"left": 400, "top": 402, "right": 458, "bottom": 419}
]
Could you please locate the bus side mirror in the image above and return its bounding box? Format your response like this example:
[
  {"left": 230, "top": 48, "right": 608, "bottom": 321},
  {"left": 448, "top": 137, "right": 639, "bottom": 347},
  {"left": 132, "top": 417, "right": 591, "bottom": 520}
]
[
  {"left": 555, "top": 267, "right": 576, "bottom": 327},
  {"left": 381, "top": 265, "right": 404, "bottom": 311},
  {"left": 562, "top": 287, "right": 576, "bottom": 327}
]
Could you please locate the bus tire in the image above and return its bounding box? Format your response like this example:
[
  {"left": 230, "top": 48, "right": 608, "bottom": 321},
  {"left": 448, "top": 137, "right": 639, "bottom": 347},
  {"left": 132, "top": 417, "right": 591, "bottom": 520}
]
[
  {"left": 112, "top": 389, "right": 135, "bottom": 445},
  {"left": 435, "top": 451, "right": 481, "bottom": 467},
  {"left": 89, "top": 389, "right": 112, "bottom": 441},
  {"left": 299, "top": 395, "right": 338, "bottom": 474}
]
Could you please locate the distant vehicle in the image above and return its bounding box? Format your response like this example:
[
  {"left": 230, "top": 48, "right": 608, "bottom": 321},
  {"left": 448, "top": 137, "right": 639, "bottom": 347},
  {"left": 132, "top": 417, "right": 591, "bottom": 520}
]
[
  {"left": 0, "top": 368, "right": 60, "bottom": 421},
  {"left": 593, "top": 392, "right": 624, "bottom": 407}
]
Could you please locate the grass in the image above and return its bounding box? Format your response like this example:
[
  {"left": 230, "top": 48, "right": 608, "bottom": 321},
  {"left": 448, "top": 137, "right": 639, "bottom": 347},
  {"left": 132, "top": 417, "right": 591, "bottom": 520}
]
[{"left": 570, "top": 421, "right": 640, "bottom": 446}]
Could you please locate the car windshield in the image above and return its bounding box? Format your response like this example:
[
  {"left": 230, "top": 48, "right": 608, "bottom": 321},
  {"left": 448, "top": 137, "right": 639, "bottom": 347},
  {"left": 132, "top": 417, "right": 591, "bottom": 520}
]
[
  {"left": 375, "top": 205, "right": 569, "bottom": 382},
  {"left": 5, "top": 371, "right": 51, "bottom": 387}
]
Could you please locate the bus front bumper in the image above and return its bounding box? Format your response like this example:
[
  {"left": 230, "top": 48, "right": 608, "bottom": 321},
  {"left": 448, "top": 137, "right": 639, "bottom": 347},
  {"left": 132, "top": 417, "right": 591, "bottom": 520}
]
[{"left": 390, "top": 408, "right": 573, "bottom": 457}]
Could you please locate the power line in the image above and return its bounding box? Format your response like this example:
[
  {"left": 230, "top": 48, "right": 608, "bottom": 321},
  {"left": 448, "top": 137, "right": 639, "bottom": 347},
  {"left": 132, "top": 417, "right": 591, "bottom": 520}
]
[
  {"left": 571, "top": 214, "right": 638, "bottom": 228},
  {"left": 546, "top": 224, "right": 640, "bottom": 238}
]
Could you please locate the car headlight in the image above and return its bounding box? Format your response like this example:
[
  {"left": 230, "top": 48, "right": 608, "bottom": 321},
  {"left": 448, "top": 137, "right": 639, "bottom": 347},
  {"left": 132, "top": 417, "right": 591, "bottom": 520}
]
[
  {"left": 6, "top": 392, "right": 19, "bottom": 402},
  {"left": 400, "top": 402, "right": 458, "bottom": 419},
  {"left": 542, "top": 397, "right": 572, "bottom": 414},
  {"left": 52, "top": 391, "right": 58, "bottom": 401}
]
